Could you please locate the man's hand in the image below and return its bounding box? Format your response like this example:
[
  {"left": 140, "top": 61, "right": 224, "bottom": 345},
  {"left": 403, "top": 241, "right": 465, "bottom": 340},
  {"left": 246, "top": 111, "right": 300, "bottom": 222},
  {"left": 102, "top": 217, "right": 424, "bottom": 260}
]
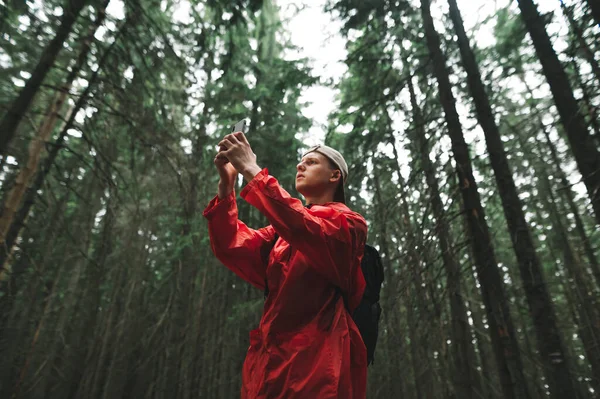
[
  {"left": 217, "top": 132, "right": 262, "bottom": 182},
  {"left": 214, "top": 147, "right": 238, "bottom": 199}
]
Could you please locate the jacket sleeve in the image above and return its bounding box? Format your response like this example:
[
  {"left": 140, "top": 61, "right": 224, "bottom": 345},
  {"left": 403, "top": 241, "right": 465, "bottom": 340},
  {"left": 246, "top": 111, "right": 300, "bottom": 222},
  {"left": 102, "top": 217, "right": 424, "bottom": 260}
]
[
  {"left": 202, "top": 190, "right": 276, "bottom": 290},
  {"left": 240, "top": 169, "right": 367, "bottom": 309}
]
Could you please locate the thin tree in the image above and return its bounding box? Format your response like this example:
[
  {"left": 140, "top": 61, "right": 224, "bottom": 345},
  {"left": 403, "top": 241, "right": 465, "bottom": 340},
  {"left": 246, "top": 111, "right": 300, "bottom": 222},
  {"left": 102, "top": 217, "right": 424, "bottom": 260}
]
[
  {"left": 0, "top": 0, "right": 109, "bottom": 281},
  {"left": 407, "top": 73, "right": 476, "bottom": 399},
  {"left": 0, "top": 0, "right": 90, "bottom": 156},
  {"left": 420, "top": 0, "right": 530, "bottom": 397},
  {"left": 371, "top": 167, "right": 408, "bottom": 398},
  {"left": 518, "top": 75, "right": 600, "bottom": 289},
  {"left": 516, "top": 0, "right": 600, "bottom": 227},
  {"left": 0, "top": 24, "right": 122, "bottom": 291},
  {"left": 559, "top": 0, "right": 600, "bottom": 83},
  {"left": 447, "top": 0, "right": 578, "bottom": 396}
]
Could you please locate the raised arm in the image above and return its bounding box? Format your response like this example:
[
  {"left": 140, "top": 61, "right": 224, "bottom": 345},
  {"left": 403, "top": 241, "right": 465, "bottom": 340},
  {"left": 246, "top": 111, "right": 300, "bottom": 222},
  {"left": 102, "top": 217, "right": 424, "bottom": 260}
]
[
  {"left": 204, "top": 139, "right": 275, "bottom": 290},
  {"left": 240, "top": 169, "right": 367, "bottom": 309},
  {"left": 203, "top": 191, "right": 275, "bottom": 289}
]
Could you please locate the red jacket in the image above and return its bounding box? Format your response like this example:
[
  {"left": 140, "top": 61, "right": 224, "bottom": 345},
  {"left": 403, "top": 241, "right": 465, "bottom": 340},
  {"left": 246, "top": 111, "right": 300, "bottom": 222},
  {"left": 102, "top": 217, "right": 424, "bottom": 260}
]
[{"left": 203, "top": 168, "right": 368, "bottom": 399}]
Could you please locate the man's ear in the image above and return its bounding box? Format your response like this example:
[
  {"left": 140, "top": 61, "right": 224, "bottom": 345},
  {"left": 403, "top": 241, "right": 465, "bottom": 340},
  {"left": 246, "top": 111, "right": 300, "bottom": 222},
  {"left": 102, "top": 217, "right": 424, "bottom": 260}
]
[{"left": 330, "top": 170, "right": 341, "bottom": 183}]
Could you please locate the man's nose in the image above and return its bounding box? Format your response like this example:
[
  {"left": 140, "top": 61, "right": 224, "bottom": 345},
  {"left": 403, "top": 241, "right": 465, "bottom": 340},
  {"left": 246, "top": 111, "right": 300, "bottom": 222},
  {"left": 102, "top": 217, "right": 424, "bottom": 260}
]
[{"left": 297, "top": 163, "right": 306, "bottom": 172}]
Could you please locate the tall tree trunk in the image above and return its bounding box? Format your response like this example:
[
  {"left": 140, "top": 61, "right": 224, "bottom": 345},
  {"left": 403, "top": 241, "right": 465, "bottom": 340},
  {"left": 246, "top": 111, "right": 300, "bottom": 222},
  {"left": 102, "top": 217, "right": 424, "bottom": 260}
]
[
  {"left": 509, "top": 298, "right": 547, "bottom": 399},
  {"left": 420, "top": 1, "right": 530, "bottom": 397},
  {"left": 537, "top": 172, "right": 600, "bottom": 394},
  {"left": 531, "top": 202, "right": 592, "bottom": 398},
  {"left": 66, "top": 191, "right": 118, "bottom": 399},
  {"left": 0, "top": 0, "right": 108, "bottom": 272},
  {"left": 191, "top": 266, "right": 209, "bottom": 397},
  {"left": 517, "top": 77, "right": 600, "bottom": 289},
  {"left": 538, "top": 121, "right": 600, "bottom": 288},
  {"left": 164, "top": 67, "right": 209, "bottom": 399},
  {"left": 389, "top": 135, "right": 437, "bottom": 399},
  {"left": 29, "top": 161, "right": 105, "bottom": 398},
  {"left": 447, "top": 1, "right": 578, "bottom": 396},
  {"left": 0, "top": 26, "right": 120, "bottom": 288},
  {"left": 101, "top": 243, "right": 146, "bottom": 399},
  {"left": 568, "top": 53, "right": 600, "bottom": 150},
  {"left": 371, "top": 167, "right": 408, "bottom": 399},
  {"left": 0, "top": 102, "right": 72, "bottom": 267},
  {"left": 517, "top": 0, "right": 600, "bottom": 226},
  {"left": 406, "top": 288, "right": 425, "bottom": 399},
  {"left": 82, "top": 260, "right": 127, "bottom": 398},
  {"left": 466, "top": 295, "right": 500, "bottom": 398},
  {"left": 10, "top": 251, "right": 68, "bottom": 399},
  {"left": 511, "top": 122, "right": 600, "bottom": 394},
  {"left": 0, "top": 0, "right": 89, "bottom": 156},
  {"left": 406, "top": 74, "right": 475, "bottom": 398},
  {"left": 559, "top": 276, "right": 599, "bottom": 397},
  {"left": 0, "top": 180, "right": 72, "bottom": 399}
]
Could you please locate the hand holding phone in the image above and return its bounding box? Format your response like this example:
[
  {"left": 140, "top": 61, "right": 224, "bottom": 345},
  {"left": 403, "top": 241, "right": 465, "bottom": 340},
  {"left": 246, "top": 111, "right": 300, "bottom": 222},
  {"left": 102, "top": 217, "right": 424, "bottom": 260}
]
[{"left": 218, "top": 119, "right": 249, "bottom": 163}]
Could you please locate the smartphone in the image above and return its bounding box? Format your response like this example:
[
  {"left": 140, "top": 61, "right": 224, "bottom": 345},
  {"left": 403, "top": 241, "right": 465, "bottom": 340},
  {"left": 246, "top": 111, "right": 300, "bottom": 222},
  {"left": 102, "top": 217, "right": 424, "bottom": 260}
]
[{"left": 231, "top": 118, "right": 249, "bottom": 134}]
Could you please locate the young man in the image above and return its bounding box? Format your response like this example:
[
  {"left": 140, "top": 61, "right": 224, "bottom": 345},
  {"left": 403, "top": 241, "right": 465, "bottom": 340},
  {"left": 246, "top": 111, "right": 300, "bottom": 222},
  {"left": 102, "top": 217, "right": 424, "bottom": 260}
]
[{"left": 202, "top": 131, "right": 367, "bottom": 398}]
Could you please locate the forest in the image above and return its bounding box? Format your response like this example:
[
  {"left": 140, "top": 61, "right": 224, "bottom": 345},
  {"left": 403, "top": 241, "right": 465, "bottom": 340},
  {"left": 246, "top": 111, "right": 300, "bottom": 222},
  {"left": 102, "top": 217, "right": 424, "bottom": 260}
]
[{"left": 0, "top": 0, "right": 599, "bottom": 398}]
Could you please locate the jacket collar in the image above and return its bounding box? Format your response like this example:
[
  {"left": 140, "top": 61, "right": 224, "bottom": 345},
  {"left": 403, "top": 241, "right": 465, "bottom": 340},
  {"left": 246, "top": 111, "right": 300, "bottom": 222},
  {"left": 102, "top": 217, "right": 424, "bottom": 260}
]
[{"left": 305, "top": 202, "right": 350, "bottom": 212}]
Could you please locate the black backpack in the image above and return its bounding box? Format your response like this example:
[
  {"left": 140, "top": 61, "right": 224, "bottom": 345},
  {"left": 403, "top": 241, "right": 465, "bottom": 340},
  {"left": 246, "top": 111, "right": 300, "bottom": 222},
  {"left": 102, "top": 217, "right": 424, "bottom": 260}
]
[
  {"left": 346, "top": 244, "right": 385, "bottom": 365},
  {"left": 265, "top": 236, "right": 384, "bottom": 365}
]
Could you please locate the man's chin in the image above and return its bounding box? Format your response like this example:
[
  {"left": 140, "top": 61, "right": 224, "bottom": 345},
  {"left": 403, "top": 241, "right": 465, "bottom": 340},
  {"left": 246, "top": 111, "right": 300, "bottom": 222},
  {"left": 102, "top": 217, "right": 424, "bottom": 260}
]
[{"left": 295, "top": 182, "right": 307, "bottom": 196}]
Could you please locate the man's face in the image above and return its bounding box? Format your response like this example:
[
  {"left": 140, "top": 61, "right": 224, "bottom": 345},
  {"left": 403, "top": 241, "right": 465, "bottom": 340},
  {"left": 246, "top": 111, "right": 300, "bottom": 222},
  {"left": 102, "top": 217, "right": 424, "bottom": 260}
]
[{"left": 295, "top": 151, "right": 341, "bottom": 197}]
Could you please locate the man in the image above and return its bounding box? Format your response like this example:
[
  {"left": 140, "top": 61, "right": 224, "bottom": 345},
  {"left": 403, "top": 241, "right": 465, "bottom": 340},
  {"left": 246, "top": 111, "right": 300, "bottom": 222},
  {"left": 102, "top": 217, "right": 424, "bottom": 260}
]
[{"left": 202, "top": 131, "right": 367, "bottom": 398}]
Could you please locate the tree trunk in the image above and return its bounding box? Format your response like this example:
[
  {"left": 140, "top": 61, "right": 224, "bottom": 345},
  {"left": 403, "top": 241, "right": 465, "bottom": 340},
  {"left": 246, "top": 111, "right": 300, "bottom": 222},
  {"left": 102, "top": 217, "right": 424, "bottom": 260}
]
[
  {"left": 406, "top": 74, "right": 475, "bottom": 398},
  {"left": 189, "top": 264, "right": 209, "bottom": 396},
  {"left": 406, "top": 288, "right": 425, "bottom": 399},
  {"left": 31, "top": 159, "right": 106, "bottom": 398},
  {"left": 517, "top": 0, "right": 600, "bottom": 227},
  {"left": 511, "top": 123, "right": 600, "bottom": 395},
  {"left": 0, "top": 103, "right": 73, "bottom": 271},
  {"left": 517, "top": 77, "right": 600, "bottom": 289},
  {"left": 66, "top": 191, "right": 118, "bottom": 399},
  {"left": 420, "top": 1, "right": 530, "bottom": 397},
  {"left": 538, "top": 122, "right": 600, "bottom": 288},
  {"left": 0, "top": 0, "right": 108, "bottom": 275},
  {"left": 0, "top": 0, "right": 89, "bottom": 156},
  {"left": 83, "top": 264, "right": 126, "bottom": 398},
  {"left": 447, "top": 1, "right": 578, "bottom": 396},
  {"left": 532, "top": 201, "right": 592, "bottom": 398},
  {"left": 389, "top": 136, "right": 437, "bottom": 399},
  {"left": 101, "top": 254, "right": 145, "bottom": 399},
  {"left": 466, "top": 295, "right": 500, "bottom": 399},
  {"left": 0, "top": 180, "right": 72, "bottom": 399},
  {"left": 10, "top": 253, "right": 68, "bottom": 399},
  {"left": 0, "top": 26, "right": 120, "bottom": 288},
  {"left": 568, "top": 53, "right": 600, "bottom": 151},
  {"left": 537, "top": 172, "right": 600, "bottom": 394},
  {"left": 371, "top": 167, "right": 408, "bottom": 399},
  {"left": 560, "top": 277, "right": 599, "bottom": 397}
]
